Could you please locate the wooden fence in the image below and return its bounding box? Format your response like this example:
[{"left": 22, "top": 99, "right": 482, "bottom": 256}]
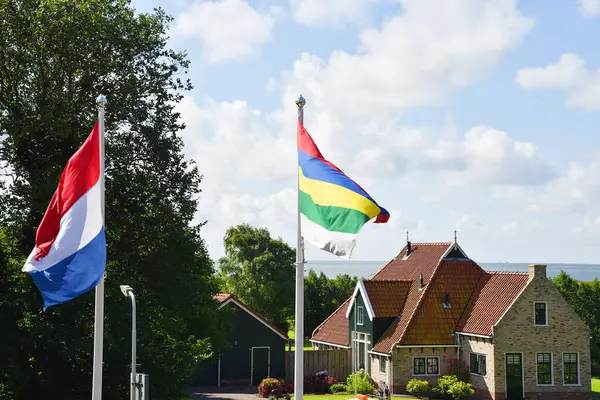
[{"left": 285, "top": 349, "right": 351, "bottom": 382}]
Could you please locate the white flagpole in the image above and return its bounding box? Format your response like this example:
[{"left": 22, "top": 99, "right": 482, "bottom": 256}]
[
  {"left": 92, "top": 94, "right": 107, "bottom": 400},
  {"left": 294, "top": 94, "right": 306, "bottom": 400}
]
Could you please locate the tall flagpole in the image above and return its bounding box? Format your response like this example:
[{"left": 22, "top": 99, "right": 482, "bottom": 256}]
[
  {"left": 92, "top": 94, "right": 107, "bottom": 400},
  {"left": 294, "top": 94, "right": 306, "bottom": 400}
]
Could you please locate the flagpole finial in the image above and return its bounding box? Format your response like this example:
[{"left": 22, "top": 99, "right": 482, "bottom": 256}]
[
  {"left": 96, "top": 95, "right": 108, "bottom": 108},
  {"left": 296, "top": 94, "right": 306, "bottom": 109}
]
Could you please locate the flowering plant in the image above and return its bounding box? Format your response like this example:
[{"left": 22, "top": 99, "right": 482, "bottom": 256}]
[
  {"left": 448, "top": 358, "right": 470, "bottom": 382},
  {"left": 304, "top": 370, "right": 338, "bottom": 393}
]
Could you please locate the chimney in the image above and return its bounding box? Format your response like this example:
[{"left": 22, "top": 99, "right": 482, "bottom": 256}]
[
  {"left": 419, "top": 272, "right": 424, "bottom": 290},
  {"left": 528, "top": 264, "right": 547, "bottom": 279},
  {"left": 407, "top": 241, "right": 412, "bottom": 256}
]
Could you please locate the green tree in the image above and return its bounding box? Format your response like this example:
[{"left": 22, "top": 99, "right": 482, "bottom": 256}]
[
  {"left": 305, "top": 270, "right": 357, "bottom": 336},
  {"left": 552, "top": 271, "right": 600, "bottom": 375},
  {"left": 219, "top": 224, "right": 296, "bottom": 331},
  {"left": 0, "top": 0, "right": 220, "bottom": 398}
]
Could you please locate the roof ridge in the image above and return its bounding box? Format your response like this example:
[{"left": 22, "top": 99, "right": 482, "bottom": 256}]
[
  {"left": 311, "top": 296, "right": 351, "bottom": 337},
  {"left": 365, "top": 279, "right": 413, "bottom": 283},
  {"left": 486, "top": 271, "right": 529, "bottom": 275}
]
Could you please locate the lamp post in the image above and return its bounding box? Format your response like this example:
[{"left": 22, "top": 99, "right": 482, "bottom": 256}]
[{"left": 120, "top": 285, "right": 136, "bottom": 400}]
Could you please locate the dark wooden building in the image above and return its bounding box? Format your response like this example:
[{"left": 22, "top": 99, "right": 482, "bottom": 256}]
[{"left": 194, "top": 294, "right": 289, "bottom": 387}]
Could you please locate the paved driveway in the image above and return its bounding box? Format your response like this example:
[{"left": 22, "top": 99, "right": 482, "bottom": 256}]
[{"left": 189, "top": 387, "right": 259, "bottom": 400}]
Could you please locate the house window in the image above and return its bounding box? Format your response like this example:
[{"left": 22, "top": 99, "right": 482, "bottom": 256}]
[
  {"left": 536, "top": 353, "right": 553, "bottom": 385},
  {"left": 380, "top": 356, "right": 387, "bottom": 374},
  {"left": 469, "top": 353, "right": 486, "bottom": 376},
  {"left": 413, "top": 357, "right": 439, "bottom": 376},
  {"left": 563, "top": 353, "right": 579, "bottom": 385},
  {"left": 357, "top": 306, "right": 364, "bottom": 325},
  {"left": 534, "top": 302, "right": 548, "bottom": 326}
]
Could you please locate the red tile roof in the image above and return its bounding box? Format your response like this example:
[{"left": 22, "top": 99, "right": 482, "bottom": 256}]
[
  {"left": 213, "top": 293, "right": 289, "bottom": 339},
  {"left": 400, "top": 260, "right": 484, "bottom": 345},
  {"left": 455, "top": 272, "right": 530, "bottom": 337},
  {"left": 311, "top": 241, "right": 532, "bottom": 354},
  {"left": 372, "top": 243, "right": 453, "bottom": 353},
  {"left": 364, "top": 280, "right": 412, "bottom": 318},
  {"left": 311, "top": 298, "right": 351, "bottom": 347}
]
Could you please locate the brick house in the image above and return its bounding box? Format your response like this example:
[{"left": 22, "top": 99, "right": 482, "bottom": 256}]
[{"left": 310, "top": 241, "right": 592, "bottom": 400}]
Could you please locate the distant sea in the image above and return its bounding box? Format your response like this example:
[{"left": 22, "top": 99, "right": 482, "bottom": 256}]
[{"left": 304, "top": 261, "right": 600, "bottom": 282}]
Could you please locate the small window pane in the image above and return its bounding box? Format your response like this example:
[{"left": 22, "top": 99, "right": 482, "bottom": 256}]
[
  {"left": 480, "top": 355, "right": 486, "bottom": 376},
  {"left": 470, "top": 353, "right": 479, "bottom": 373},
  {"left": 380, "top": 357, "right": 387, "bottom": 374},
  {"left": 535, "top": 302, "right": 547, "bottom": 325},
  {"left": 564, "top": 353, "right": 579, "bottom": 384},
  {"left": 537, "top": 353, "right": 552, "bottom": 384},
  {"left": 414, "top": 358, "right": 425, "bottom": 375},
  {"left": 427, "top": 357, "right": 439, "bottom": 375}
]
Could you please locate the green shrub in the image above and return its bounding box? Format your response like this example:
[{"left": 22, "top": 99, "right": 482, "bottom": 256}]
[
  {"left": 345, "top": 369, "right": 375, "bottom": 395},
  {"left": 433, "top": 375, "right": 459, "bottom": 396},
  {"left": 406, "top": 379, "right": 429, "bottom": 395},
  {"left": 447, "top": 381, "right": 475, "bottom": 400},
  {"left": 330, "top": 383, "right": 347, "bottom": 393}
]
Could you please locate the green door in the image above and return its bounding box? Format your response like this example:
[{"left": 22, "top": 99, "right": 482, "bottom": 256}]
[
  {"left": 505, "top": 353, "right": 523, "bottom": 400},
  {"left": 252, "top": 348, "right": 270, "bottom": 385}
]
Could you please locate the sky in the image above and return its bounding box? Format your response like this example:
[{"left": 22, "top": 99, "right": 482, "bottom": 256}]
[{"left": 129, "top": 0, "right": 600, "bottom": 265}]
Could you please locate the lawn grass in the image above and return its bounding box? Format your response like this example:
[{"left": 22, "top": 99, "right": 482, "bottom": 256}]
[
  {"left": 290, "top": 394, "right": 351, "bottom": 400},
  {"left": 287, "top": 330, "right": 313, "bottom": 351},
  {"left": 593, "top": 377, "right": 600, "bottom": 396}
]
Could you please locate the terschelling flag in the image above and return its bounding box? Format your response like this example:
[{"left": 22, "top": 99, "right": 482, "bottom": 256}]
[
  {"left": 23, "top": 122, "right": 106, "bottom": 309},
  {"left": 297, "top": 119, "right": 389, "bottom": 258}
]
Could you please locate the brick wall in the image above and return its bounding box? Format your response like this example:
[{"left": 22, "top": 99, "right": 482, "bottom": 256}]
[
  {"left": 369, "top": 354, "right": 392, "bottom": 393},
  {"left": 492, "top": 265, "right": 592, "bottom": 398},
  {"left": 391, "top": 346, "right": 459, "bottom": 393},
  {"left": 459, "top": 336, "right": 495, "bottom": 397}
]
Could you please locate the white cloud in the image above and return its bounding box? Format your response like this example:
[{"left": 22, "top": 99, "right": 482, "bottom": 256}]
[
  {"left": 424, "top": 125, "right": 555, "bottom": 187},
  {"left": 579, "top": 0, "right": 600, "bottom": 17},
  {"left": 515, "top": 53, "right": 600, "bottom": 110},
  {"left": 176, "top": 0, "right": 546, "bottom": 261},
  {"left": 290, "top": 0, "right": 368, "bottom": 28},
  {"left": 278, "top": 0, "right": 533, "bottom": 121},
  {"left": 172, "top": 0, "right": 275, "bottom": 63}
]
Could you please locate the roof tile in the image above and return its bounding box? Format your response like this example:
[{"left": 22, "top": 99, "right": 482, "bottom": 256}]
[
  {"left": 456, "top": 272, "right": 529, "bottom": 336},
  {"left": 311, "top": 298, "right": 351, "bottom": 347},
  {"left": 364, "top": 280, "right": 412, "bottom": 318}
]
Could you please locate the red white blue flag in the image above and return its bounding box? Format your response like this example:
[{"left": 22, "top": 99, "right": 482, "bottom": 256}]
[{"left": 23, "top": 122, "right": 106, "bottom": 309}]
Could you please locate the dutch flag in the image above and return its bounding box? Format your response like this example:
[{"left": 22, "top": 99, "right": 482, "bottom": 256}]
[{"left": 23, "top": 122, "right": 106, "bottom": 309}]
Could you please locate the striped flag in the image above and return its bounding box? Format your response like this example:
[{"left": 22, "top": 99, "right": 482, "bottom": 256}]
[
  {"left": 23, "top": 122, "right": 106, "bottom": 309},
  {"left": 297, "top": 119, "right": 389, "bottom": 258}
]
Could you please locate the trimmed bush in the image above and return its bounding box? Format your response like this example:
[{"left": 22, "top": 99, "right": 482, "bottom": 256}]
[
  {"left": 345, "top": 369, "right": 375, "bottom": 395},
  {"left": 258, "top": 378, "right": 292, "bottom": 398},
  {"left": 433, "top": 375, "right": 459, "bottom": 397},
  {"left": 447, "top": 381, "right": 475, "bottom": 400},
  {"left": 406, "top": 379, "right": 429, "bottom": 396},
  {"left": 330, "top": 383, "right": 347, "bottom": 393},
  {"left": 304, "top": 370, "right": 338, "bottom": 394}
]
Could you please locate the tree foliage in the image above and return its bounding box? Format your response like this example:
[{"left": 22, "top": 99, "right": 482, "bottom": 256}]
[
  {"left": 218, "top": 224, "right": 296, "bottom": 331},
  {"left": 0, "top": 0, "right": 219, "bottom": 398},
  {"left": 552, "top": 271, "right": 600, "bottom": 375},
  {"left": 305, "top": 270, "right": 357, "bottom": 335}
]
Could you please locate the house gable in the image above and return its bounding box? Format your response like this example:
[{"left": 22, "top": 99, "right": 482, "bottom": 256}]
[
  {"left": 346, "top": 279, "right": 375, "bottom": 320},
  {"left": 215, "top": 294, "right": 288, "bottom": 340}
]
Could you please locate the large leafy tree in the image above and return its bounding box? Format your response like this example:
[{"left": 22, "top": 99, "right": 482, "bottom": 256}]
[
  {"left": 552, "top": 272, "right": 600, "bottom": 375},
  {"left": 0, "top": 0, "right": 220, "bottom": 398},
  {"left": 219, "top": 224, "right": 296, "bottom": 331},
  {"left": 305, "top": 270, "right": 356, "bottom": 336}
]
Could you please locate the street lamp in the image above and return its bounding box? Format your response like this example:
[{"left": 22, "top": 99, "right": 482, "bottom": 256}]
[{"left": 120, "top": 285, "right": 136, "bottom": 400}]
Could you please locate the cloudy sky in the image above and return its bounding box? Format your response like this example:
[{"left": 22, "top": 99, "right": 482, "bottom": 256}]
[{"left": 131, "top": 0, "right": 600, "bottom": 265}]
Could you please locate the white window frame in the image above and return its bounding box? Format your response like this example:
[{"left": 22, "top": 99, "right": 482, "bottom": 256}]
[
  {"left": 357, "top": 306, "right": 364, "bottom": 325},
  {"left": 412, "top": 356, "right": 440, "bottom": 376},
  {"left": 469, "top": 352, "right": 487, "bottom": 376},
  {"left": 562, "top": 352, "right": 581, "bottom": 386},
  {"left": 534, "top": 301, "right": 549, "bottom": 326},
  {"left": 535, "top": 352, "right": 554, "bottom": 386},
  {"left": 379, "top": 356, "right": 387, "bottom": 375},
  {"left": 352, "top": 331, "right": 371, "bottom": 371}
]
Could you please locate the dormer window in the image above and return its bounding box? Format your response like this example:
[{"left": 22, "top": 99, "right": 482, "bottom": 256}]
[
  {"left": 443, "top": 293, "right": 452, "bottom": 309},
  {"left": 534, "top": 302, "right": 548, "bottom": 326},
  {"left": 357, "top": 306, "right": 364, "bottom": 325}
]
